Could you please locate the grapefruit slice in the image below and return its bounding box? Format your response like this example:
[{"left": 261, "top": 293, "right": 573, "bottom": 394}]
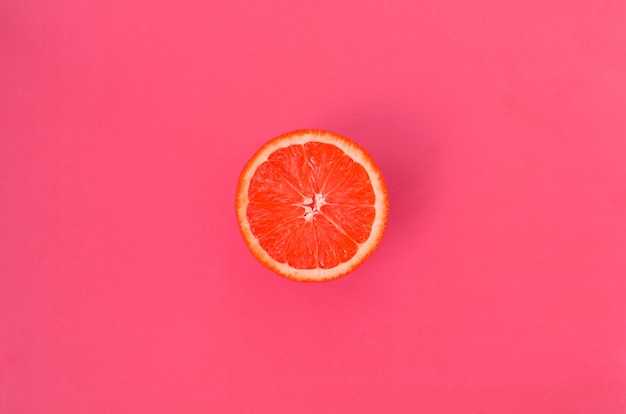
[{"left": 236, "top": 129, "right": 389, "bottom": 281}]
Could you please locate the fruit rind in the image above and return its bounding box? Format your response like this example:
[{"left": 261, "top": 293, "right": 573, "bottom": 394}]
[{"left": 236, "top": 129, "right": 389, "bottom": 282}]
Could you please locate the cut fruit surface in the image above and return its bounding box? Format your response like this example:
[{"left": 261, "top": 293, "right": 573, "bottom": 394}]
[{"left": 236, "top": 130, "right": 389, "bottom": 281}]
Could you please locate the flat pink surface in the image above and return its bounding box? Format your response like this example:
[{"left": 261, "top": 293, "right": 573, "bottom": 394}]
[{"left": 2, "top": 0, "right": 626, "bottom": 412}]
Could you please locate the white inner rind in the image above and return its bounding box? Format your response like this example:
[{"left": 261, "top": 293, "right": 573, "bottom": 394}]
[{"left": 237, "top": 130, "right": 389, "bottom": 281}]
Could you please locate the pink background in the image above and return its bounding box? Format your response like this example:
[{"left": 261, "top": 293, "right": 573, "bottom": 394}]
[{"left": 2, "top": 0, "right": 626, "bottom": 412}]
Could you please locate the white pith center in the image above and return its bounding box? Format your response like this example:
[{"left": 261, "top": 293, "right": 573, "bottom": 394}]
[{"left": 301, "top": 192, "right": 327, "bottom": 222}]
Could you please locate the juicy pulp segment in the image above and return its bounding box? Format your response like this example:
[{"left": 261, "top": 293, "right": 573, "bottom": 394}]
[{"left": 246, "top": 141, "right": 376, "bottom": 269}]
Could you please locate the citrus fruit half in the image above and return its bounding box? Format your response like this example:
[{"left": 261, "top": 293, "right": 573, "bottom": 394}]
[{"left": 236, "top": 129, "right": 389, "bottom": 282}]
